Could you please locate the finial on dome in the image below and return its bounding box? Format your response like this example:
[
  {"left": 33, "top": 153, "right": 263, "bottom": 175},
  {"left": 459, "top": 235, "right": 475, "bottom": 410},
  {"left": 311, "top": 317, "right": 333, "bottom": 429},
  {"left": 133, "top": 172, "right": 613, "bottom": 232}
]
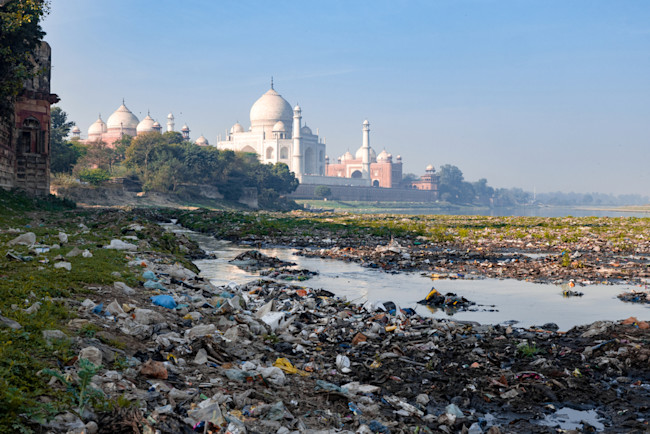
[
  {"left": 271, "top": 76, "right": 274, "bottom": 90},
  {"left": 122, "top": 98, "right": 125, "bottom": 105}
]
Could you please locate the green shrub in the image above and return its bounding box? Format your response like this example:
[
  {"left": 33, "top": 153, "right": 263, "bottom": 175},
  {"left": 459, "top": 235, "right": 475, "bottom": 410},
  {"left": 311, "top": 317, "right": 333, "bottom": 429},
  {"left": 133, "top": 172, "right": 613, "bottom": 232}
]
[{"left": 78, "top": 168, "right": 110, "bottom": 186}]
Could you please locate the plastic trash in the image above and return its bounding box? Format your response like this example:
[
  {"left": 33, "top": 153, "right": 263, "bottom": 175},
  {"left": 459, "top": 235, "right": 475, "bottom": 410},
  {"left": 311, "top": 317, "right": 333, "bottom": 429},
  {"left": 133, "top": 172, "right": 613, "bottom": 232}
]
[
  {"left": 142, "top": 270, "right": 156, "bottom": 280},
  {"left": 151, "top": 295, "right": 177, "bottom": 309},
  {"left": 446, "top": 403, "right": 464, "bottom": 418},
  {"left": 273, "top": 357, "right": 309, "bottom": 376},
  {"left": 144, "top": 280, "right": 166, "bottom": 291},
  {"left": 336, "top": 354, "right": 351, "bottom": 373}
]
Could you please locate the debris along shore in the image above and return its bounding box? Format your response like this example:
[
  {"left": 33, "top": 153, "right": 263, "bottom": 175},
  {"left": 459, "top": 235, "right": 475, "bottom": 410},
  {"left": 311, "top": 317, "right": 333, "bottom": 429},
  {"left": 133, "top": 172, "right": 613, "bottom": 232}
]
[
  {"left": 170, "top": 209, "right": 650, "bottom": 286},
  {"left": 0, "top": 200, "right": 647, "bottom": 433}
]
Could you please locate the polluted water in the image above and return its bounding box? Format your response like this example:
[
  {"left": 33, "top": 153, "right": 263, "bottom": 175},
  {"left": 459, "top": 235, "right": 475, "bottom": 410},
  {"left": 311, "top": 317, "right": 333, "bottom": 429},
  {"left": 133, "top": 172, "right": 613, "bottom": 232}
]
[{"left": 170, "top": 226, "right": 650, "bottom": 331}]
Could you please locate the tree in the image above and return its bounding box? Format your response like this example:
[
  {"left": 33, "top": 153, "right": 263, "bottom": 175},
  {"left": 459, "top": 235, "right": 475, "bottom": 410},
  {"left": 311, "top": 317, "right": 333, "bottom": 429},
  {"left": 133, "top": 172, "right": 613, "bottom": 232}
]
[
  {"left": 0, "top": 0, "right": 49, "bottom": 119},
  {"left": 50, "top": 107, "right": 85, "bottom": 173},
  {"left": 314, "top": 185, "right": 332, "bottom": 199},
  {"left": 162, "top": 131, "right": 184, "bottom": 144}
]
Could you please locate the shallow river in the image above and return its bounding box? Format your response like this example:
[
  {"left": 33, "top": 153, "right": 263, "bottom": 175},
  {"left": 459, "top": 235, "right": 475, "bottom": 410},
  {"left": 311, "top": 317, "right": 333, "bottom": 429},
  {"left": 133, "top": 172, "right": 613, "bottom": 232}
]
[{"left": 173, "top": 228, "right": 650, "bottom": 331}]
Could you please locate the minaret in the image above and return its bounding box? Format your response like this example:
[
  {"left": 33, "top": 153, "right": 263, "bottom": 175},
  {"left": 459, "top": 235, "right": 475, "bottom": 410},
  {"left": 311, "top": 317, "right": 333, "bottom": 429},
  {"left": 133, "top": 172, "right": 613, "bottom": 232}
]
[
  {"left": 362, "top": 119, "right": 371, "bottom": 179},
  {"left": 166, "top": 113, "right": 175, "bottom": 132},
  {"left": 292, "top": 104, "right": 303, "bottom": 179},
  {"left": 181, "top": 124, "right": 190, "bottom": 140}
]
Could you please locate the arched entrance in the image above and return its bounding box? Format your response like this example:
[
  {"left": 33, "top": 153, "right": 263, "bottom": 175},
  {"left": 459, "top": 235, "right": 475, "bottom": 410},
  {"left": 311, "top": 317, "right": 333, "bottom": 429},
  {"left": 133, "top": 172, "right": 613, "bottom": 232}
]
[
  {"left": 351, "top": 170, "right": 362, "bottom": 179},
  {"left": 304, "top": 147, "right": 315, "bottom": 174}
]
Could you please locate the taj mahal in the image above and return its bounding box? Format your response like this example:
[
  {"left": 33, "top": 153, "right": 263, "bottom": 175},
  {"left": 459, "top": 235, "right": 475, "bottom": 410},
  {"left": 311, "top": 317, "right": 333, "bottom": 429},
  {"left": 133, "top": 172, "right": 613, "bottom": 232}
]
[
  {"left": 76, "top": 83, "right": 438, "bottom": 193},
  {"left": 216, "top": 83, "right": 406, "bottom": 188}
]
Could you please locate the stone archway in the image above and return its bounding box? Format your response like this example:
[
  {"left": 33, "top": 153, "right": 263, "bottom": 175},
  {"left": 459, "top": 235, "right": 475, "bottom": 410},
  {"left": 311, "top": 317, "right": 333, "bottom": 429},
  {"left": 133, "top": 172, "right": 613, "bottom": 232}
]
[
  {"left": 373, "top": 180, "right": 380, "bottom": 187},
  {"left": 266, "top": 147, "right": 274, "bottom": 159},
  {"left": 351, "top": 170, "right": 362, "bottom": 179},
  {"left": 304, "top": 147, "right": 315, "bottom": 174},
  {"left": 241, "top": 145, "right": 256, "bottom": 154}
]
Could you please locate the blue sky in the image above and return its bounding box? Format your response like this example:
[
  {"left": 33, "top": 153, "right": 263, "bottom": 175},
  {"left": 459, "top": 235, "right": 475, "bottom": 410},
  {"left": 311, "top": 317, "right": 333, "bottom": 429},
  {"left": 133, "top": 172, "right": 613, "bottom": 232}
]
[{"left": 43, "top": 0, "right": 650, "bottom": 195}]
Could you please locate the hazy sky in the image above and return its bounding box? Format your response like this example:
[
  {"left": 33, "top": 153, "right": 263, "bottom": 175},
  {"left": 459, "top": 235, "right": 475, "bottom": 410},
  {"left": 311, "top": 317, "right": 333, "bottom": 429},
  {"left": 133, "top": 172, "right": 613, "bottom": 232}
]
[{"left": 43, "top": 1, "right": 650, "bottom": 195}]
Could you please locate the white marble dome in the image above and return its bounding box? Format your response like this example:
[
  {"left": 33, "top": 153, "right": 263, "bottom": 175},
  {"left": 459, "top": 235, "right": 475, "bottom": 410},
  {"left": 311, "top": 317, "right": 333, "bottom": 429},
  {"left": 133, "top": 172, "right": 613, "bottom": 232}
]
[
  {"left": 136, "top": 114, "right": 156, "bottom": 134},
  {"left": 88, "top": 116, "right": 107, "bottom": 136},
  {"left": 71, "top": 126, "right": 81, "bottom": 134},
  {"left": 250, "top": 88, "right": 293, "bottom": 129},
  {"left": 273, "top": 121, "right": 287, "bottom": 132},
  {"left": 195, "top": 135, "right": 208, "bottom": 146},
  {"left": 106, "top": 103, "right": 139, "bottom": 131},
  {"left": 231, "top": 122, "right": 245, "bottom": 133},
  {"left": 355, "top": 146, "right": 377, "bottom": 162},
  {"left": 181, "top": 124, "right": 190, "bottom": 132},
  {"left": 341, "top": 151, "right": 354, "bottom": 161},
  {"left": 426, "top": 164, "right": 435, "bottom": 171},
  {"left": 300, "top": 125, "right": 312, "bottom": 135},
  {"left": 377, "top": 149, "right": 390, "bottom": 162}
]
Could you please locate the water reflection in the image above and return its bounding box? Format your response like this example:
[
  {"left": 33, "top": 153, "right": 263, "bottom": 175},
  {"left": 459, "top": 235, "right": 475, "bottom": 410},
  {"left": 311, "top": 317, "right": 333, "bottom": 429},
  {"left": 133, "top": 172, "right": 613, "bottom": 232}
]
[{"left": 186, "top": 230, "right": 649, "bottom": 331}]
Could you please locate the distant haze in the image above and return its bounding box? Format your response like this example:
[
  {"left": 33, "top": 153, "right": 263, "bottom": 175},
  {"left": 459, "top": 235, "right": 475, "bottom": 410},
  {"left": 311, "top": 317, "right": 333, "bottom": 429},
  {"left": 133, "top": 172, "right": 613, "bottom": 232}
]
[{"left": 43, "top": 1, "right": 650, "bottom": 196}]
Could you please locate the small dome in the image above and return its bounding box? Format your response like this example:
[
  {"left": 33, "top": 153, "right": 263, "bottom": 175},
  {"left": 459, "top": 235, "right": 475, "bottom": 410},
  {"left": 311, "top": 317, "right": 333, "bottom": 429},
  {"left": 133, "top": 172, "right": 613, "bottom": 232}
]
[
  {"left": 181, "top": 124, "right": 190, "bottom": 132},
  {"left": 293, "top": 104, "right": 301, "bottom": 112},
  {"left": 272, "top": 121, "right": 286, "bottom": 132},
  {"left": 195, "top": 135, "right": 209, "bottom": 146},
  {"left": 152, "top": 121, "right": 161, "bottom": 129},
  {"left": 136, "top": 114, "right": 156, "bottom": 134},
  {"left": 231, "top": 122, "right": 245, "bottom": 134},
  {"left": 396, "top": 155, "right": 402, "bottom": 161},
  {"left": 167, "top": 113, "right": 174, "bottom": 119},
  {"left": 355, "top": 146, "right": 377, "bottom": 161},
  {"left": 106, "top": 103, "right": 139, "bottom": 131},
  {"left": 363, "top": 119, "right": 370, "bottom": 126},
  {"left": 71, "top": 126, "right": 81, "bottom": 134},
  {"left": 250, "top": 88, "right": 293, "bottom": 129},
  {"left": 426, "top": 164, "right": 435, "bottom": 172},
  {"left": 88, "top": 116, "right": 107, "bottom": 136},
  {"left": 377, "top": 149, "right": 390, "bottom": 162},
  {"left": 341, "top": 151, "right": 354, "bottom": 161},
  {"left": 300, "top": 125, "right": 312, "bottom": 135}
]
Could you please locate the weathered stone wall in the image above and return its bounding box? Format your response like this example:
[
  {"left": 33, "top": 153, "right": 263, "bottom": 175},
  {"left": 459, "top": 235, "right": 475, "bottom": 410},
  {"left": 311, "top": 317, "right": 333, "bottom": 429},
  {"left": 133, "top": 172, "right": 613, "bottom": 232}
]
[
  {"left": 290, "top": 184, "right": 439, "bottom": 202},
  {"left": 0, "top": 41, "right": 57, "bottom": 195},
  {"left": 0, "top": 116, "right": 15, "bottom": 190}
]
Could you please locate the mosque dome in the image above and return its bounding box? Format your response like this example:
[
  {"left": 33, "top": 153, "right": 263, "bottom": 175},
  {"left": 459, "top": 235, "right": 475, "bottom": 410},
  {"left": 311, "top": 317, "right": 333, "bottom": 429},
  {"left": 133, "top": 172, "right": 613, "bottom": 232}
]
[
  {"left": 396, "top": 155, "right": 402, "bottom": 161},
  {"left": 88, "top": 116, "right": 107, "bottom": 136},
  {"left": 195, "top": 135, "right": 209, "bottom": 146},
  {"left": 272, "top": 121, "right": 286, "bottom": 132},
  {"left": 136, "top": 114, "right": 156, "bottom": 134},
  {"left": 300, "top": 125, "right": 312, "bottom": 135},
  {"left": 152, "top": 121, "right": 161, "bottom": 130},
  {"left": 355, "top": 146, "right": 377, "bottom": 162},
  {"left": 231, "top": 122, "right": 244, "bottom": 134},
  {"left": 426, "top": 164, "right": 435, "bottom": 172},
  {"left": 71, "top": 126, "right": 81, "bottom": 134},
  {"left": 181, "top": 124, "right": 190, "bottom": 132},
  {"left": 377, "top": 149, "right": 391, "bottom": 162},
  {"left": 106, "top": 103, "right": 139, "bottom": 131},
  {"left": 341, "top": 151, "right": 354, "bottom": 161},
  {"left": 249, "top": 88, "right": 293, "bottom": 129}
]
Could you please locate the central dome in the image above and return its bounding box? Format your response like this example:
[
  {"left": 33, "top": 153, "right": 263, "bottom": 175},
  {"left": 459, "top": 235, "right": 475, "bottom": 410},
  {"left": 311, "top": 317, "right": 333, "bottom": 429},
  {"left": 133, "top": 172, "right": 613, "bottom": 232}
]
[
  {"left": 249, "top": 88, "right": 293, "bottom": 132},
  {"left": 106, "top": 103, "right": 139, "bottom": 131}
]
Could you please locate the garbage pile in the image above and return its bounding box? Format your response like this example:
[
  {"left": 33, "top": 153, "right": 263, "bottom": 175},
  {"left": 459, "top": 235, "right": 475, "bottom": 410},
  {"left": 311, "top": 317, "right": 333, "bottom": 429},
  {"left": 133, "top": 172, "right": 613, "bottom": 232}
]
[
  {"left": 617, "top": 289, "right": 650, "bottom": 304},
  {"left": 38, "top": 243, "right": 650, "bottom": 433},
  {"left": 230, "top": 250, "right": 295, "bottom": 271},
  {"left": 417, "top": 287, "right": 476, "bottom": 313},
  {"left": 259, "top": 267, "right": 318, "bottom": 282}
]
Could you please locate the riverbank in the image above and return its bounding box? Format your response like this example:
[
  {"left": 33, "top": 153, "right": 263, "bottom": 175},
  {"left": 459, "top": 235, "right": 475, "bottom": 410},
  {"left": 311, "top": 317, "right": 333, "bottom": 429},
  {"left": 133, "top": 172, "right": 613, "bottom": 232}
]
[
  {"left": 170, "top": 209, "right": 650, "bottom": 286},
  {"left": 1, "top": 195, "right": 648, "bottom": 432}
]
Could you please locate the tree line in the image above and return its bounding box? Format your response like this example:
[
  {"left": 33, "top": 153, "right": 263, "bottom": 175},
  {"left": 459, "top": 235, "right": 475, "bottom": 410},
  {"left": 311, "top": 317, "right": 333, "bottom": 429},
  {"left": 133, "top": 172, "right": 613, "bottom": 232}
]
[{"left": 50, "top": 108, "right": 299, "bottom": 209}]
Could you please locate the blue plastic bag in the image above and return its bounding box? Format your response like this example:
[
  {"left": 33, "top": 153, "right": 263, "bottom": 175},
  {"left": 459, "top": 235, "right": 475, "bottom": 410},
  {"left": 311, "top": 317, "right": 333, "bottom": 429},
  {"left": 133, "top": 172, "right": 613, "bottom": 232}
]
[{"left": 151, "top": 295, "right": 177, "bottom": 309}]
